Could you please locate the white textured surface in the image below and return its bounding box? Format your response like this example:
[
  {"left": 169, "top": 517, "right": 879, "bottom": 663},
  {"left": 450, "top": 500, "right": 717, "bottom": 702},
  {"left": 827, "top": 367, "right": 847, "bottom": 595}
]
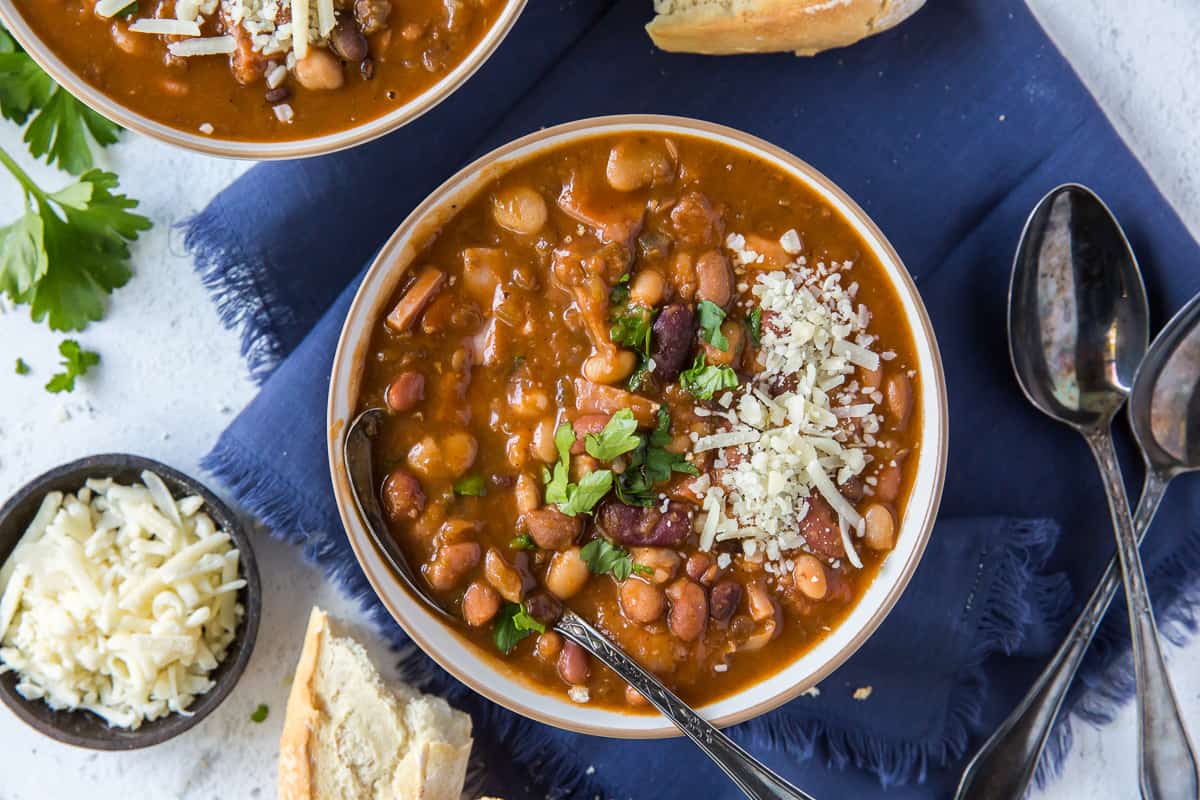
[{"left": 0, "top": 1, "right": 1198, "bottom": 796}]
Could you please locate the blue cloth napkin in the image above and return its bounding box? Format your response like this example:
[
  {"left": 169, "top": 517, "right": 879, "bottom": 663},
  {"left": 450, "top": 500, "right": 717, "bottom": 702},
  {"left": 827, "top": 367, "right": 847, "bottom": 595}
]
[{"left": 185, "top": 1, "right": 1200, "bottom": 797}]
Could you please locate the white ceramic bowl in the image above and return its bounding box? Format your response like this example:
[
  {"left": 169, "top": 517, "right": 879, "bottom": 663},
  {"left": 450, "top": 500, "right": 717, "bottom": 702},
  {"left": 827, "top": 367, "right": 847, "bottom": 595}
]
[
  {"left": 0, "top": 1, "right": 525, "bottom": 159},
  {"left": 328, "top": 115, "right": 949, "bottom": 737}
]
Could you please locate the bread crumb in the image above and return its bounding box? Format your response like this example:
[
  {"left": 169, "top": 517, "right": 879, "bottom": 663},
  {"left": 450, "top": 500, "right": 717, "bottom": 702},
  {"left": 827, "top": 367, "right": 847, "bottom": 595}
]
[{"left": 852, "top": 686, "right": 873, "bottom": 701}]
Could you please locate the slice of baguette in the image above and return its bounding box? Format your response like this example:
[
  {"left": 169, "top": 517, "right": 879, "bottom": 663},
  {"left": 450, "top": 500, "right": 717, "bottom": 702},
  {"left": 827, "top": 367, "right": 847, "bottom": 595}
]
[
  {"left": 646, "top": 0, "right": 926, "bottom": 56},
  {"left": 279, "top": 607, "right": 474, "bottom": 800}
]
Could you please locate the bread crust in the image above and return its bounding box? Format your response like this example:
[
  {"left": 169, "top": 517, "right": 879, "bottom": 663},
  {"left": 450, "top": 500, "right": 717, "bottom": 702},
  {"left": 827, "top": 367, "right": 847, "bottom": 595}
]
[
  {"left": 278, "top": 607, "right": 326, "bottom": 800},
  {"left": 646, "top": 0, "right": 926, "bottom": 56}
]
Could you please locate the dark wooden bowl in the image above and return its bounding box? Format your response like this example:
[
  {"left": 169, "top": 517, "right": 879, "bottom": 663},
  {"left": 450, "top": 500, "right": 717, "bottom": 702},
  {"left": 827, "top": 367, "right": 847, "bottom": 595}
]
[{"left": 0, "top": 454, "right": 261, "bottom": 750}]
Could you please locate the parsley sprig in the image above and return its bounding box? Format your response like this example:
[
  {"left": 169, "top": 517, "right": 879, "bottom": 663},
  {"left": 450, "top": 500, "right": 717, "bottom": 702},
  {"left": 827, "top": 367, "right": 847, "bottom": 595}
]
[
  {"left": 680, "top": 354, "right": 739, "bottom": 400},
  {"left": 697, "top": 300, "right": 729, "bottom": 351},
  {"left": 45, "top": 339, "right": 98, "bottom": 393},
  {"left": 609, "top": 287, "right": 658, "bottom": 391},
  {"left": 579, "top": 538, "right": 652, "bottom": 581},
  {"left": 615, "top": 408, "right": 699, "bottom": 507},
  {"left": 543, "top": 424, "right": 613, "bottom": 516},
  {"left": 493, "top": 602, "right": 545, "bottom": 654}
]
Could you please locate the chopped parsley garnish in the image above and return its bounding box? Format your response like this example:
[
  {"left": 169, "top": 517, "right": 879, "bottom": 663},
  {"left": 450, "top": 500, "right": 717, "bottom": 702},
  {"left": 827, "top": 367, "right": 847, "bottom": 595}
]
[
  {"left": 680, "top": 354, "right": 739, "bottom": 400},
  {"left": 250, "top": 704, "right": 269, "bottom": 723},
  {"left": 747, "top": 307, "right": 762, "bottom": 346},
  {"left": 697, "top": 300, "right": 729, "bottom": 351},
  {"left": 45, "top": 339, "right": 97, "bottom": 393},
  {"left": 584, "top": 409, "right": 641, "bottom": 461},
  {"left": 453, "top": 474, "right": 487, "bottom": 497},
  {"left": 510, "top": 533, "right": 536, "bottom": 550},
  {"left": 543, "top": 424, "right": 614, "bottom": 516},
  {"left": 632, "top": 563, "right": 654, "bottom": 577},
  {"left": 14, "top": 357, "right": 29, "bottom": 375},
  {"left": 580, "top": 538, "right": 638, "bottom": 581},
  {"left": 615, "top": 408, "right": 699, "bottom": 507},
  {"left": 609, "top": 272, "right": 631, "bottom": 305},
  {"left": 0, "top": 29, "right": 121, "bottom": 176},
  {"left": 627, "top": 358, "right": 652, "bottom": 392},
  {"left": 493, "top": 602, "right": 545, "bottom": 654}
]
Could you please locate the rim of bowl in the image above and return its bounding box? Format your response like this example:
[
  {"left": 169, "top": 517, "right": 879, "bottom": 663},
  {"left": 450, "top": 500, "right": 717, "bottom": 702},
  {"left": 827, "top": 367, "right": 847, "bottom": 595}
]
[
  {"left": 0, "top": 0, "right": 526, "bottom": 160},
  {"left": 0, "top": 453, "right": 261, "bottom": 749},
  {"left": 327, "top": 114, "right": 949, "bottom": 738}
]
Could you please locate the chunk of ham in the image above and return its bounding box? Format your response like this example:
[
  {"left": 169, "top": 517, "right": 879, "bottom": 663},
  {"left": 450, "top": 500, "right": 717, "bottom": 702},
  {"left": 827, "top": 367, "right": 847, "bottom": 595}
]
[
  {"left": 387, "top": 267, "right": 446, "bottom": 333},
  {"left": 574, "top": 378, "right": 658, "bottom": 428},
  {"left": 558, "top": 175, "right": 645, "bottom": 249}
]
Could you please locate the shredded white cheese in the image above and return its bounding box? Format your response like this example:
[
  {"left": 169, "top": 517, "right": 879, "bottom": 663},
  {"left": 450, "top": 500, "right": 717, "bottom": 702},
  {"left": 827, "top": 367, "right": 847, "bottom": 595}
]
[
  {"left": 167, "top": 35, "right": 236, "bottom": 56},
  {"left": 0, "top": 474, "right": 245, "bottom": 729},
  {"left": 127, "top": 18, "right": 202, "bottom": 36}
]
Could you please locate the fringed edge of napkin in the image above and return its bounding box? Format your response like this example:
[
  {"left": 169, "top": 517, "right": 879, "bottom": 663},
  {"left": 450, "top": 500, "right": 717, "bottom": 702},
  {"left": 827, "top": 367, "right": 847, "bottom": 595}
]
[
  {"left": 182, "top": 217, "right": 291, "bottom": 383},
  {"left": 205, "top": 428, "right": 1076, "bottom": 794},
  {"left": 1036, "top": 527, "right": 1200, "bottom": 787}
]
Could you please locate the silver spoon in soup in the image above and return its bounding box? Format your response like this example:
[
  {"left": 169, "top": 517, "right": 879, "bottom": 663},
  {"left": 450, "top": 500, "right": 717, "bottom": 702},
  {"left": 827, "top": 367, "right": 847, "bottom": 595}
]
[{"left": 345, "top": 406, "right": 817, "bottom": 800}]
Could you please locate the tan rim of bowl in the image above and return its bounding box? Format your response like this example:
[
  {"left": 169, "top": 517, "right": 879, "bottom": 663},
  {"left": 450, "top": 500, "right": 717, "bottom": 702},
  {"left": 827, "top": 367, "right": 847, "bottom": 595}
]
[
  {"left": 0, "top": 0, "right": 526, "bottom": 160},
  {"left": 328, "top": 115, "right": 949, "bottom": 738}
]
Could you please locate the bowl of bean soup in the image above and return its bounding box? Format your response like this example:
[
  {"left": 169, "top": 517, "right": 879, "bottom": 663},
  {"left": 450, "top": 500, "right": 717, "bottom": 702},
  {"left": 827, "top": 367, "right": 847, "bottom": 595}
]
[{"left": 328, "top": 115, "right": 948, "bottom": 736}]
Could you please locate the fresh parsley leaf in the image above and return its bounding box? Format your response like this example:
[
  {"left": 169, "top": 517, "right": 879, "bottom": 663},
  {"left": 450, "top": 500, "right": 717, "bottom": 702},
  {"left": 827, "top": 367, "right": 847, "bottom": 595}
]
[
  {"left": 493, "top": 602, "right": 545, "bottom": 654},
  {"left": 542, "top": 424, "right": 575, "bottom": 504},
  {"left": 697, "top": 300, "right": 729, "bottom": 351},
  {"left": 609, "top": 272, "right": 631, "bottom": 305},
  {"left": 585, "top": 409, "right": 641, "bottom": 461},
  {"left": 680, "top": 355, "right": 739, "bottom": 400},
  {"left": 45, "top": 339, "right": 97, "bottom": 393},
  {"left": 557, "top": 469, "right": 613, "bottom": 517},
  {"left": 0, "top": 157, "right": 150, "bottom": 332},
  {"left": 250, "top": 704, "right": 268, "bottom": 723},
  {"left": 14, "top": 357, "right": 29, "bottom": 375},
  {"left": 0, "top": 31, "right": 120, "bottom": 175},
  {"left": 580, "top": 538, "right": 637, "bottom": 581},
  {"left": 632, "top": 563, "right": 654, "bottom": 577},
  {"left": 453, "top": 474, "right": 487, "bottom": 497},
  {"left": 627, "top": 358, "right": 651, "bottom": 392},
  {"left": 510, "top": 533, "right": 536, "bottom": 550},
  {"left": 610, "top": 304, "right": 656, "bottom": 357},
  {"left": 747, "top": 307, "right": 762, "bottom": 347},
  {"left": 615, "top": 409, "right": 698, "bottom": 507}
]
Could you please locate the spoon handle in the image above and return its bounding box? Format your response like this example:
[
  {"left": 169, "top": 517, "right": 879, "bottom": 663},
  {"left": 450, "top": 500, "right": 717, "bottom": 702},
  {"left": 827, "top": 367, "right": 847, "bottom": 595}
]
[
  {"left": 953, "top": 470, "right": 1171, "bottom": 800},
  {"left": 555, "top": 611, "right": 816, "bottom": 800},
  {"left": 1086, "top": 431, "right": 1198, "bottom": 800}
]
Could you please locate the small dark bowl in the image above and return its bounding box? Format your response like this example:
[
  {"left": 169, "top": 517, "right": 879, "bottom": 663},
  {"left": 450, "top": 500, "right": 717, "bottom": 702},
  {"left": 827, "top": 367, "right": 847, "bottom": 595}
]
[{"left": 0, "top": 454, "right": 261, "bottom": 750}]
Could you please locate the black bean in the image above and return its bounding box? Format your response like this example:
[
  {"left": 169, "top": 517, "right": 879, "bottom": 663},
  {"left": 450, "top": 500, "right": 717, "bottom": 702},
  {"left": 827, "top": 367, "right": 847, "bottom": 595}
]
[
  {"left": 264, "top": 86, "right": 291, "bottom": 103},
  {"left": 650, "top": 304, "right": 695, "bottom": 382},
  {"left": 330, "top": 18, "right": 369, "bottom": 62}
]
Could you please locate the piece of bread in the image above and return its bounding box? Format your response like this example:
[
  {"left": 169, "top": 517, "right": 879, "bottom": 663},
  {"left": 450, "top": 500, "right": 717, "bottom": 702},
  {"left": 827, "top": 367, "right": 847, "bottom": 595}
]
[
  {"left": 646, "top": 0, "right": 926, "bottom": 56},
  {"left": 279, "top": 607, "right": 474, "bottom": 800}
]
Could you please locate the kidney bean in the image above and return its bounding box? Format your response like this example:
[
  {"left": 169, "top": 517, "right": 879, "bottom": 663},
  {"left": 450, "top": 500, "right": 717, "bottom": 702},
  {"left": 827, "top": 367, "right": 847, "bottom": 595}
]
[
  {"left": 557, "top": 641, "right": 590, "bottom": 685},
  {"left": 649, "top": 304, "right": 695, "bottom": 382},
  {"left": 484, "top": 548, "right": 524, "bottom": 603},
  {"left": 665, "top": 578, "right": 708, "bottom": 642},
  {"left": 424, "top": 542, "right": 480, "bottom": 591},
  {"left": 525, "top": 592, "right": 563, "bottom": 627},
  {"left": 381, "top": 468, "right": 424, "bottom": 523},
  {"left": 650, "top": 504, "right": 692, "bottom": 547},
  {"left": 886, "top": 373, "right": 914, "bottom": 429},
  {"left": 522, "top": 507, "right": 582, "bottom": 550},
  {"left": 709, "top": 580, "right": 743, "bottom": 622},
  {"left": 629, "top": 547, "right": 680, "bottom": 584},
  {"left": 385, "top": 370, "right": 425, "bottom": 413},
  {"left": 798, "top": 494, "right": 845, "bottom": 559}
]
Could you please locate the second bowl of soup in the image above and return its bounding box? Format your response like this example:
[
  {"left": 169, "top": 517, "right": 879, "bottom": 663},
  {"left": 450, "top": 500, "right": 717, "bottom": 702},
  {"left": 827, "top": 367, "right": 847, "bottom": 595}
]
[{"left": 329, "top": 115, "right": 947, "bottom": 735}]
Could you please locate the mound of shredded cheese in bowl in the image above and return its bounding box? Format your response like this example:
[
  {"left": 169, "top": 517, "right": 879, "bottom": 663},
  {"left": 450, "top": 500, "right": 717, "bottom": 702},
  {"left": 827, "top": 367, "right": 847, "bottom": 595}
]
[{"left": 0, "top": 471, "right": 245, "bottom": 729}]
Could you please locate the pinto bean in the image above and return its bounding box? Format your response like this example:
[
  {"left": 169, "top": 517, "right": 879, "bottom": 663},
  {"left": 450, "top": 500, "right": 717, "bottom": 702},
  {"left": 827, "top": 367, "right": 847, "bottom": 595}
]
[
  {"left": 874, "top": 461, "right": 903, "bottom": 503},
  {"left": 709, "top": 580, "right": 743, "bottom": 622},
  {"left": 294, "top": 48, "right": 344, "bottom": 90},
  {"left": 385, "top": 370, "right": 425, "bottom": 413},
  {"left": 630, "top": 269, "right": 666, "bottom": 307},
  {"left": 381, "top": 468, "right": 424, "bottom": 523},
  {"left": 546, "top": 547, "right": 590, "bottom": 599},
  {"left": 630, "top": 547, "right": 680, "bottom": 584},
  {"left": 484, "top": 548, "right": 524, "bottom": 603},
  {"left": 462, "top": 581, "right": 500, "bottom": 626},
  {"left": 558, "top": 640, "right": 590, "bottom": 685},
  {"left": 492, "top": 185, "right": 548, "bottom": 235},
  {"left": 885, "top": 373, "right": 913, "bottom": 429},
  {"left": 792, "top": 555, "right": 828, "bottom": 600},
  {"left": 685, "top": 552, "right": 713, "bottom": 583},
  {"left": 329, "top": 17, "right": 368, "bottom": 61},
  {"left": 407, "top": 431, "right": 478, "bottom": 480},
  {"left": 863, "top": 503, "right": 896, "bottom": 550},
  {"left": 650, "top": 303, "right": 696, "bottom": 381},
  {"left": 665, "top": 578, "right": 708, "bottom": 642},
  {"left": 606, "top": 138, "right": 674, "bottom": 192},
  {"left": 695, "top": 251, "right": 734, "bottom": 308},
  {"left": 669, "top": 192, "right": 723, "bottom": 247},
  {"left": 522, "top": 507, "right": 583, "bottom": 550},
  {"left": 425, "top": 542, "right": 480, "bottom": 591},
  {"left": 619, "top": 578, "right": 666, "bottom": 624}
]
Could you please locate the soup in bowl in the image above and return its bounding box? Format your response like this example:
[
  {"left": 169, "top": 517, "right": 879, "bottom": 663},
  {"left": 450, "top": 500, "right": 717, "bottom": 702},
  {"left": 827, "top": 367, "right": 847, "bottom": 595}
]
[{"left": 329, "top": 116, "right": 947, "bottom": 735}]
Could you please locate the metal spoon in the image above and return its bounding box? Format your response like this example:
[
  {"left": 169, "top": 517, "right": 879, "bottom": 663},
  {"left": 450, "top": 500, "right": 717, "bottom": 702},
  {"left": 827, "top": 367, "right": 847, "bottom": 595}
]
[
  {"left": 345, "top": 407, "right": 816, "bottom": 800},
  {"left": 956, "top": 185, "right": 1198, "bottom": 799}
]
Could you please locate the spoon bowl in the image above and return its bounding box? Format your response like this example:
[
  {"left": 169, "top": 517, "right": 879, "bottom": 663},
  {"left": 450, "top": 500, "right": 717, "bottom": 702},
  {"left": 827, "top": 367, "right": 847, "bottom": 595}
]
[
  {"left": 1008, "top": 184, "right": 1149, "bottom": 430},
  {"left": 1129, "top": 291, "right": 1200, "bottom": 475}
]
